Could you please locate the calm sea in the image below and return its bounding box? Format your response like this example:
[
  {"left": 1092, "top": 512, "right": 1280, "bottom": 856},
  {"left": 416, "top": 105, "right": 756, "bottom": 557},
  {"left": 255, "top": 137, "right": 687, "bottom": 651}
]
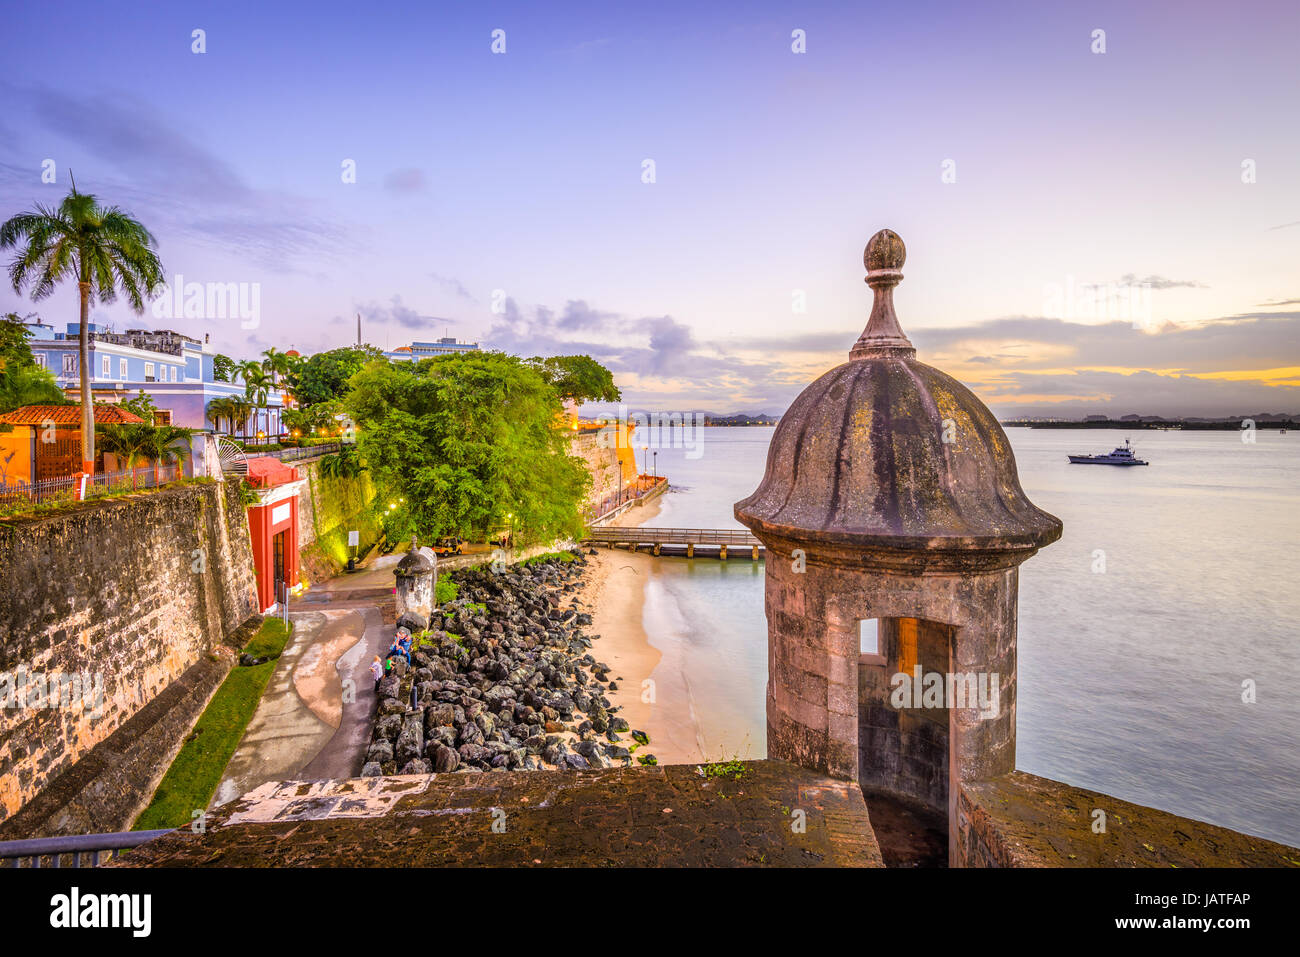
[{"left": 633, "top": 425, "right": 1300, "bottom": 847}]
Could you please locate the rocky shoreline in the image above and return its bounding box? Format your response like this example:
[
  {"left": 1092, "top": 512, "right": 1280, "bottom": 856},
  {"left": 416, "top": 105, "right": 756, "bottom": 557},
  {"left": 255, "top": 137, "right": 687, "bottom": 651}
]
[{"left": 361, "top": 552, "right": 655, "bottom": 776}]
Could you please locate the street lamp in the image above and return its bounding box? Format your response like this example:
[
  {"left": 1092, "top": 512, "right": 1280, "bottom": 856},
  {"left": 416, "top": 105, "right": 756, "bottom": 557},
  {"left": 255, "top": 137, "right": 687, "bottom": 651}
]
[{"left": 652, "top": 450, "right": 658, "bottom": 481}]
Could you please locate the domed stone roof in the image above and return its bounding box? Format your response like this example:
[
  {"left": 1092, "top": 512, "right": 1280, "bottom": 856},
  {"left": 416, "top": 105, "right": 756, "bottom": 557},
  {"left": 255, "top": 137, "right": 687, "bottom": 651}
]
[{"left": 735, "top": 229, "right": 1061, "bottom": 554}]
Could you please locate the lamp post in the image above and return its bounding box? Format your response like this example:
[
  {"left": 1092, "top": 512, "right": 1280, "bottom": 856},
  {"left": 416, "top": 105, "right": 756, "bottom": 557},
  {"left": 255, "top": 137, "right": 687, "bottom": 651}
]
[
  {"left": 653, "top": 450, "right": 658, "bottom": 481},
  {"left": 641, "top": 444, "right": 648, "bottom": 492}
]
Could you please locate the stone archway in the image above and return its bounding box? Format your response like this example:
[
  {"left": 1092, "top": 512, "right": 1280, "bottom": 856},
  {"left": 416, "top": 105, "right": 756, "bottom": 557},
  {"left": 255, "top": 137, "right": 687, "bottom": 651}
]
[{"left": 858, "top": 615, "right": 956, "bottom": 866}]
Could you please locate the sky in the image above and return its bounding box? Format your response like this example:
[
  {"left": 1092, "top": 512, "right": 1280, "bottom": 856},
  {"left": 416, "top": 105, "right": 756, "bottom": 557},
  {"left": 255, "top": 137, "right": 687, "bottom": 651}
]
[{"left": 1, "top": 0, "right": 1297, "bottom": 418}]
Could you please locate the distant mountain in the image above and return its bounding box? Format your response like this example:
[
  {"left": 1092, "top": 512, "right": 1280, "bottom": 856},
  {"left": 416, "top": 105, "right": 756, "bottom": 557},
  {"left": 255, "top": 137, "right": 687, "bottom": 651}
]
[{"left": 702, "top": 412, "right": 781, "bottom": 426}]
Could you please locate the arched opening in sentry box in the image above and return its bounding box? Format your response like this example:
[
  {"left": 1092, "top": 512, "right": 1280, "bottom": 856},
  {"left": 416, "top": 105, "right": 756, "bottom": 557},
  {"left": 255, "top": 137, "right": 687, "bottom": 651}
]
[{"left": 857, "top": 616, "right": 953, "bottom": 867}]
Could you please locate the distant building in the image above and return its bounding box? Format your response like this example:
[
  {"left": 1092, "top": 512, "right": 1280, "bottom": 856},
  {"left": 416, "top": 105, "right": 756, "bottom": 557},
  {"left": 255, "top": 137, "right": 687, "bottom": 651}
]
[
  {"left": 384, "top": 336, "right": 480, "bottom": 362},
  {"left": 25, "top": 322, "right": 288, "bottom": 437}
]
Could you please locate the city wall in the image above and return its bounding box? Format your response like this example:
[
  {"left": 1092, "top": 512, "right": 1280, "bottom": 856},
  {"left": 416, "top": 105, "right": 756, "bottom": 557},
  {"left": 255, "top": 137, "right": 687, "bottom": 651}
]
[{"left": 0, "top": 479, "right": 259, "bottom": 831}]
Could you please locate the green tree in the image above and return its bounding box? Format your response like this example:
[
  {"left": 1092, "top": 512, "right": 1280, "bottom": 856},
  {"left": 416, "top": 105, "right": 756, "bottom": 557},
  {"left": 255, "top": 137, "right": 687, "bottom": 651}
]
[
  {"left": 528, "top": 354, "right": 621, "bottom": 404},
  {"left": 261, "top": 346, "right": 291, "bottom": 386},
  {"left": 1, "top": 185, "right": 165, "bottom": 472},
  {"left": 293, "top": 345, "right": 383, "bottom": 407},
  {"left": 206, "top": 396, "right": 231, "bottom": 433},
  {"left": 0, "top": 364, "right": 65, "bottom": 414},
  {"left": 212, "top": 353, "right": 236, "bottom": 383},
  {"left": 96, "top": 422, "right": 154, "bottom": 488},
  {"left": 1, "top": 311, "right": 40, "bottom": 372},
  {"left": 237, "top": 360, "right": 271, "bottom": 442},
  {"left": 346, "top": 352, "right": 590, "bottom": 546},
  {"left": 143, "top": 424, "right": 194, "bottom": 484},
  {"left": 227, "top": 395, "right": 253, "bottom": 441},
  {"left": 122, "top": 389, "right": 159, "bottom": 425},
  {"left": 0, "top": 312, "right": 65, "bottom": 413}
]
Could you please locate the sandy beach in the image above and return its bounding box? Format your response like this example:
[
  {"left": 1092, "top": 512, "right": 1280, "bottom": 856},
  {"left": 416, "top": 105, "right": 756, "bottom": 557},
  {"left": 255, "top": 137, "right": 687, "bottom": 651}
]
[
  {"left": 579, "top": 548, "right": 708, "bottom": 766},
  {"left": 577, "top": 487, "right": 716, "bottom": 766}
]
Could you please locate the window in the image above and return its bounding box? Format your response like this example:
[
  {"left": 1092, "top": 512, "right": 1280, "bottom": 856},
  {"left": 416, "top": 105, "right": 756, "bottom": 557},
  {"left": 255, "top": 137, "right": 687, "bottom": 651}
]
[
  {"left": 34, "top": 353, "right": 46, "bottom": 368},
  {"left": 101, "top": 354, "right": 111, "bottom": 378},
  {"left": 62, "top": 354, "right": 77, "bottom": 375},
  {"left": 859, "top": 618, "right": 880, "bottom": 657},
  {"left": 154, "top": 409, "right": 172, "bottom": 425},
  {"left": 170, "top": 365, "right": 178, "bottom": 382},
  {"left": 119, "top": 357, "right": 127, "bottom": 379},
  {"left": 144, "top": 362, "right": 155, "bottom": 382}
]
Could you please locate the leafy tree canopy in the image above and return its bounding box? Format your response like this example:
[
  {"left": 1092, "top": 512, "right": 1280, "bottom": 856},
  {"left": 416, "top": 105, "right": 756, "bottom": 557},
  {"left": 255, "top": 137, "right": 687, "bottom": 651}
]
[
  {"left": 527, "top": 354, "right": 621, "bottom": 404},
  {"left": 0, "top": 312, "right": 65, "bottom": 412},
  {"left": 212, "top": 353, "right": 236, "bottom": 382},
  {"left": 345, "top": 352, "right": 590, "bottom": 546},
  {"left": 122, "top": 389, "right": 160, "bottom": 424},
  {"left": 290, "top": 345, "right": 383, "bottom": 407}
]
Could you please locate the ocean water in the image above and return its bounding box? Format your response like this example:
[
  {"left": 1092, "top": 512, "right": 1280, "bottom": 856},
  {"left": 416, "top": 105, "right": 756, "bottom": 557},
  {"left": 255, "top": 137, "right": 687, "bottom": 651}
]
[{"left": 633, "top": 425, "right": 1300, "bottom": 847}]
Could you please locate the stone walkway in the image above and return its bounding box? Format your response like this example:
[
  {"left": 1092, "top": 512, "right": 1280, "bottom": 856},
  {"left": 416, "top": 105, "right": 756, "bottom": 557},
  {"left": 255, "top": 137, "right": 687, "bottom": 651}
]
[
  {"left": 213, "top": 557, "right": 398, "bottom": 806},
  {"left": 116, "top": 760, "right": 884, "bottom": 867}
]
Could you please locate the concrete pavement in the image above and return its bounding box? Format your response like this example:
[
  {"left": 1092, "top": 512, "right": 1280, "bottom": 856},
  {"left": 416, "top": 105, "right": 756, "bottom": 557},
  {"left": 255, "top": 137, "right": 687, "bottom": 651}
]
[{"left": 213, "top": 556, "right": 399, "bottom": 807}]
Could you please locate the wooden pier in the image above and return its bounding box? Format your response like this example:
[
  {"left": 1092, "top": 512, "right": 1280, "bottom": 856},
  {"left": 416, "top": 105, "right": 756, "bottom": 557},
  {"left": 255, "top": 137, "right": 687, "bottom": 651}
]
[{"left": 582, "top": 526, "right": 765, "bottom": 560}]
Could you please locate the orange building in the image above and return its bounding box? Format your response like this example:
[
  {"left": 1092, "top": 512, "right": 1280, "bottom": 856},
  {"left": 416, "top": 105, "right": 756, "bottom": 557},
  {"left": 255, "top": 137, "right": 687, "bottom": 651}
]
[{"left": 0, "top": 404, "right": 146, "bottom": 485}]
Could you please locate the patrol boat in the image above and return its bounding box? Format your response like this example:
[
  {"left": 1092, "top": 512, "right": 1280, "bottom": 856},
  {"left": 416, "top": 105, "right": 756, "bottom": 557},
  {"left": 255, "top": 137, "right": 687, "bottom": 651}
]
[{"left": 1068, "top": 438, "right": 1149, "bottom": 466}]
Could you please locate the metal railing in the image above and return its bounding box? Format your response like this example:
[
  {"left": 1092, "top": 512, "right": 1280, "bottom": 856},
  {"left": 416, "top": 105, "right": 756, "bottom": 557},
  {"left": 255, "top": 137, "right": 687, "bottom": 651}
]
[
  {"left": 0, "top": 465, "right": 181, "bottom": 507},
  {"left": 262, "top": 442, "right": 343, "bottom": 462},
  {"left": 0, "top": 829, "right": 172, "bottom": 868},
  {"left": 583, "top": 526, "right": 760, "bottom": 546},
  {"left": 584, "top": 475, "right": 667, "bottom": 524}
]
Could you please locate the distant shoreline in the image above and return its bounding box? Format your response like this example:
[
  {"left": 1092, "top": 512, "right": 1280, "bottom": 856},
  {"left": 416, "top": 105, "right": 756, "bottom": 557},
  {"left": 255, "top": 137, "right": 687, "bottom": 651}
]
[{"left": 1002, "top": 420, "right": 1296, "bottom": 430}]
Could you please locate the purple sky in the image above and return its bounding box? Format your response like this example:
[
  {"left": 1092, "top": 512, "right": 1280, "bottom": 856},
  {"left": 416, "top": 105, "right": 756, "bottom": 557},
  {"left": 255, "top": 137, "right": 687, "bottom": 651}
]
[{"left": 2, "top": 0, "right": 1298, "bottom": 417}]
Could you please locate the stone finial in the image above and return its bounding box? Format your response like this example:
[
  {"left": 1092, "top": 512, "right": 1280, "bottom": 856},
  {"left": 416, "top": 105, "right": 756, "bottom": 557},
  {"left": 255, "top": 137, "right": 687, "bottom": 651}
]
[{"left": 850, "top": 228, "right": 915, "bottom": 360}]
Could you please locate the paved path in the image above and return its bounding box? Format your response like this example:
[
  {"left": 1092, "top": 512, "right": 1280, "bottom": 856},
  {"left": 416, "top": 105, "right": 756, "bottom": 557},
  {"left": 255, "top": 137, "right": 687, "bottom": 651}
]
[{"left": 214, "top": 557, "right": 399, "bottom": 807}]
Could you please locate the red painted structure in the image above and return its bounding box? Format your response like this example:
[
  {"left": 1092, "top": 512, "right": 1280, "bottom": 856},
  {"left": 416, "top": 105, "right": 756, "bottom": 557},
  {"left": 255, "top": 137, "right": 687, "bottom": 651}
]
[{"left": 244, "top": 456, "right": 303, "bottom": 612}]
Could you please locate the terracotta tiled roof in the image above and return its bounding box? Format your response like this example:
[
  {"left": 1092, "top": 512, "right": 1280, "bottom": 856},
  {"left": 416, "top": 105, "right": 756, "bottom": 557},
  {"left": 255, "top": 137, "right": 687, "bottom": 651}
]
[
  {"left": 0, "top": 404, "right": 146, "bottom": 426},
  {"left": 245, "top": 456, "right": 299, "bottom": 488}
]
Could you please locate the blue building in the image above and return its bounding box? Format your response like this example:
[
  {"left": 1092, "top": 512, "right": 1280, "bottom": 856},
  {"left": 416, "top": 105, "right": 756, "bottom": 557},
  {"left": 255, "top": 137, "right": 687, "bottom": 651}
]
[
  {"left": 26, "top": 323, "right": 287, "bottom": 438},
  {"left": 383, "top": 336, "right": 480, "bottom": 362}
]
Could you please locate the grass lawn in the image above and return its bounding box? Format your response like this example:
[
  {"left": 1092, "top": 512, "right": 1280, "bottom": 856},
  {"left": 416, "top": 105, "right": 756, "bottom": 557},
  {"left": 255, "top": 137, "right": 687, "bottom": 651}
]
[{"left": 132, "top": 618, "right": 293, "bottom": 831}]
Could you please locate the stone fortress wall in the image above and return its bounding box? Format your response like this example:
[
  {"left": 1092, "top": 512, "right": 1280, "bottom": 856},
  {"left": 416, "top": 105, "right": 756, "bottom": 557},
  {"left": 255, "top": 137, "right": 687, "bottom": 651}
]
[{"left": 0, "top": 479, "right": 259, "bottom": 830}]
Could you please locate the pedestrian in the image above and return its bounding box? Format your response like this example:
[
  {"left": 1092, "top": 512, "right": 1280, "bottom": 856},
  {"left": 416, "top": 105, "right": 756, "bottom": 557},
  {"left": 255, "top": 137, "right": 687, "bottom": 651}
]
[{"left": 370, "top": 655, "right": 384, "bottom": 692}]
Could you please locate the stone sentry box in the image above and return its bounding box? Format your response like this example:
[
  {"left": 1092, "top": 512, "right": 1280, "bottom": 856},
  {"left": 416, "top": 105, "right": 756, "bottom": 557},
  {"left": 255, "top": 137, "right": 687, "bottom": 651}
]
[
  {"left": 394, "top": 542, "right": 438, "bottom": 631},
  {"left": 736, "top": 229, "right": 1062, "bottom": 865}
]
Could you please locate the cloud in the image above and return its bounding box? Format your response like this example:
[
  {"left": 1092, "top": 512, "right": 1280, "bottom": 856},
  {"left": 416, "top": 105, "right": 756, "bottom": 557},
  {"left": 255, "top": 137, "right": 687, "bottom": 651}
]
[
  {"left": 722, "top": 312, "right": 1300, "bottom": 417},
  {"left": 1107, "top": 274, "right": 1206, "bottom": 291},
  {"left": 356, "top": 295, "right": 455, "bottom": 331},
  {"left": 979, "top": 368, "right": 1300, "bottom": 419},
  {"left": 430, "top": 273, "right": 475, "bottom": 301},
  {"left": 483, "top": 296, "right": 805, "bottom": 411},
  {"left": 383, "top": 168, "right": 426, "bottom": 193},
  {"left": 0, "top": 85, "right": 349, "bottom": 272}
]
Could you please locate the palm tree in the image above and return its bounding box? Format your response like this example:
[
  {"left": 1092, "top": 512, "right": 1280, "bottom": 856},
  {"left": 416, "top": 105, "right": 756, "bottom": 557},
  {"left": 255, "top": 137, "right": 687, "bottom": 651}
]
[
  {"left": 226, "top": 395, "right": 253, "bottom": 442},
  {"left": 206, "top": 396, "right": 232, "bottom": 434},
  {"left": 261, "top": 347, "right": 290, "bottom": 386},
  {"left": 1, "top": 185, "right": 164, "bottom": 474},
  {"left": 237, "top": 360, "right": 271, "bottom": 444},
  {"left": 96, "top": 422, "right": 153, "bottom": 489},
  {"left": 144, "top": 425, "right": 195, "bottom": 485}
]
